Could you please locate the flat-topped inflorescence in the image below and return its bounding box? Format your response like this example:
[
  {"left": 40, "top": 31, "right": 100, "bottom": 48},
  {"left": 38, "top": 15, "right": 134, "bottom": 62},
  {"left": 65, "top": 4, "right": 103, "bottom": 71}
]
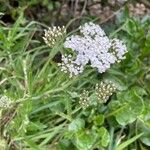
[
  {"left": 59, "top": 22, "right": 127, "bottom": 77},
  {"left": 43, "top": 26, "right": 66, "bottom": 48}
]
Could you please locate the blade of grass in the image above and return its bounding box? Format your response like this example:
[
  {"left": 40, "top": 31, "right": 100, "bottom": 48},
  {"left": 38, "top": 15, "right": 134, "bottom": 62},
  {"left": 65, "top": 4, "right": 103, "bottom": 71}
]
[{"left": 116, "top": 133, "right": 143, "bottom": 150}]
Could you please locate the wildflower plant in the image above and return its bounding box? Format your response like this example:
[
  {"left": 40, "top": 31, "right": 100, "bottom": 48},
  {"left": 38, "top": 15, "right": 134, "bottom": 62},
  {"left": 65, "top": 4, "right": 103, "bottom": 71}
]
[{"left": 1, "top": 9, "right": 149, "bottom": 150}]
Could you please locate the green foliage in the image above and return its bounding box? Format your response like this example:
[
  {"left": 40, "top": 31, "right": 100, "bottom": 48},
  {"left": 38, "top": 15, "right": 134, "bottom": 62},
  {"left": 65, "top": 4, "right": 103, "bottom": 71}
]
[
  {"left": 108, "top": 88, "right": 144, "bottom": 125},
  {"left": 0, "top": 7, "right": 150, "bottom": 150}
]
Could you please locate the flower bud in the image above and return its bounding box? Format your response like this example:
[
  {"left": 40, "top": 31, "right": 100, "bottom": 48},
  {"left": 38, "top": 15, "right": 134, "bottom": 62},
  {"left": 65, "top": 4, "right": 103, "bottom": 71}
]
[
  {"left": 95, "top": 81, "right": 117, "bottom": 103},
  {"left": 79, "top": 90, "right": 90, "bottom": 109},
  {"left": 43, "top": 26, "right": 66, "bottom": 48}
]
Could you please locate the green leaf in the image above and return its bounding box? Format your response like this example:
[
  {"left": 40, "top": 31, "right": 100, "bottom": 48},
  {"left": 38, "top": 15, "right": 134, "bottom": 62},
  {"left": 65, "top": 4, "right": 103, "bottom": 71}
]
[
  {"left": 104, "top": 72, "right": 128, "bottom": 91},
  {"left": 57, "top": 139, "right": 75, "bottom": 150},
  {"left": 138, "top": 123, "right": 150, "bottom": 146},
  {"left": 98, "top": 127, "right": 110, "bottom": 147},
  {"left": 141, "top": 34, "right": 150, "bottom": 58},
  {"left": 123, "top": 19, "right": 137, "bottom": 36},
  {"left": 137, "top": 101, "right": 150, "bottom": 146},
  {"left": 108, "top": 88, "right": 144, "bottom": 125},
  {"left": 125, "top": 59, "right": 141, "bottom": 75},
  {"left": 68, "top": 118, "right": 85, "bottom": 132},
  {"left": 75, "top": 130, "right": 97, "bottom": 150},
  {"left": 93, "top": 114, "right": 104, "bottom": 126},
  {"left": 25, "top": 139, "right": 45, "bottom": 150},
  {"left": 131, "top": 86, "right": 147, "bottom": 96},
  {"left": 116, "top": 133, "right": 143, "bottom": 150}
]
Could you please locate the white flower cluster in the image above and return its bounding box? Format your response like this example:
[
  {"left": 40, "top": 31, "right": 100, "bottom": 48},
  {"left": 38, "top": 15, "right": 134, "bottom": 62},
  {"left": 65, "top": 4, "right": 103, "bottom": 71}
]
[
  {"left": 0, "top": 95, "right": 11, "bottom": 108},
  {"left": 95, "top": 81, "right": 117, "bottom": 103},
  {"left": 58, "top": 54, "right": 84, "bottom": 78},
  {"left": 78, "top": 80, "right": 117, "bottom": 109},
  {"left": 43, "top": 26, "right": 66, "bottom": 48},
  {"left": 59, "top": 22, "right": 127, "bottom": 77},
  {"left": 79, "top": 90, "right": 90, "bottom": 109}
]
